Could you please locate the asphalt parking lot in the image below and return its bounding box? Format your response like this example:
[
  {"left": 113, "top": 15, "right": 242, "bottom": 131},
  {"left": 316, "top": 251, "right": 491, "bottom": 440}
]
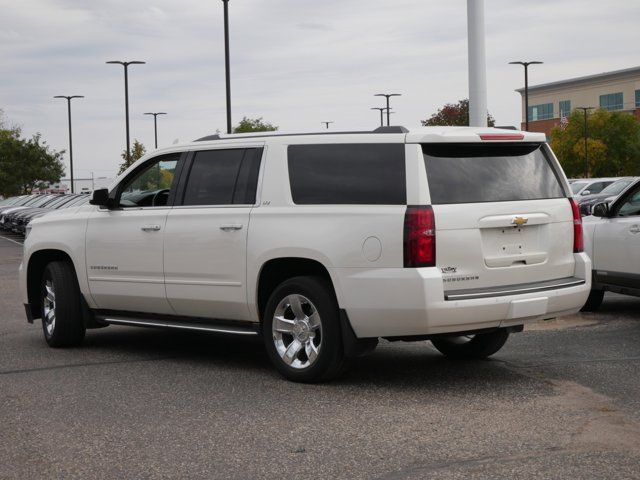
[{"left": 1, "top": 236, "right": 639, "bottom": 480}]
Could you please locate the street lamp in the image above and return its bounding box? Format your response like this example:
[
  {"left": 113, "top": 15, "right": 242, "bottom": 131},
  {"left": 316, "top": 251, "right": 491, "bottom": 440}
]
[
  {"left": 374, "top": 93, "right": 401, "bottom": 126},
  {"left": 321, "top": 121, "right": 334, "bottom": 129},
  {"left": 576, "top": 107, "right": 595, "bottom": 178},
  {"left": 144, "top": 112, "right": 167, "bottom": 149},
  {"left": 106, "top": 60, "right": 146, "bottom": 161},
  {"left": 370, "top": 107, "right": 391, "bottom": 127},
  {"left": 222, "top": 0, "right": 232, "bottom": 134},
  {"left": 53, "top": 95, "right": 84, "bottom": 194},
  {"left": 509, "top": 61, "right": 543, "bottom": 131}
]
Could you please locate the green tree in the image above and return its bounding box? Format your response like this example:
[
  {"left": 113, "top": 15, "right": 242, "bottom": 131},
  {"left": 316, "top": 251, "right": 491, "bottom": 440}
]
[
  {"left": 233, "top": 117, "right": 278, "bottom": 133},
  {"left": 550, "top": 109, "right": 640, "bottom": 177},
  {"left": 0, "top": 115, "right": 65, "bottom": 197},
  {"left": 421, "top": 99, "right": 495, "bottom": 127},
  {"left": 118, "top": 139, "right": 146, "bottom": 175}
]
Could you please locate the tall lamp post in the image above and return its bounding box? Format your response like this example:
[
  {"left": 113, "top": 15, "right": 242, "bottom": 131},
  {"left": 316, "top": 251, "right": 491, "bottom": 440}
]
[
  {"left": 509, "top": 61, "right": 543, "bottom": 131},
  {"left": 106, "top": 60, "right": 146, "bottom": 161},
  {"left": 374, "top": 93, "right": 401, "bottom": 126},
  {"left": 53, "top": 95, "right": 84, "bottom": 194},
  {"left": 144, "top": 112, "right": 167, "bottom": 149},
  {"left": 321, "top": 121, "right": 334, "bottom": 129},
  {"left": 222, "top": 0, "right": 232, "bottom": 134},
  {"left": 370, "top": 107, "right": 391, "bottom": 127},
  {"left": 577, "top": 107, "right": 595, "bottom": 178}
]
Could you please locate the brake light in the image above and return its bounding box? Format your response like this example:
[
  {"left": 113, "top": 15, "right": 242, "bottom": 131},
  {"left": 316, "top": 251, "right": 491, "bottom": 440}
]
[
  {"left": 478, "top": 133, "right": 525, "bottom": 141},
  {"left": 404, "top": 206, "right": 436, "bottom": 267},
  {"left": 569, "top": 198, "right": 583, "bottom": 253}
]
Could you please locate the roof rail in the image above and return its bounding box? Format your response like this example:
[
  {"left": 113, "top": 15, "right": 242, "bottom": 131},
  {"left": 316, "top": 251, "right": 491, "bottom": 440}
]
[{"left": 194, "top": 126, "right": 409, "bottom": 142}]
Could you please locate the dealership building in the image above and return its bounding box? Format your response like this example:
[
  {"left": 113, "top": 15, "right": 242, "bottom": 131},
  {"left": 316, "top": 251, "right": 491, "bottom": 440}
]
[{"left": 516, "top": 66, "right": 640, "bottom": 136}]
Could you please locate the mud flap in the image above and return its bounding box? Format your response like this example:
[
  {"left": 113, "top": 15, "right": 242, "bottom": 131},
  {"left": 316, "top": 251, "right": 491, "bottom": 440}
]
[{"left": 339, "top": 309, "right": 378, "bottom": 358}]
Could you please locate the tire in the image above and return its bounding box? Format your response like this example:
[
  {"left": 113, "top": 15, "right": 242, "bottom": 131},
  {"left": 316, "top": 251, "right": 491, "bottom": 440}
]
[
  {"left": 580, "top": 289, "right": 604, "bottom": 312},
  {"left": 41, "top": 260, "right": 86, "bottom": 347},
  {"left": 263, "top": 276, "right": 346, "bottom": 383},
  {"left": 431, "top": 329, "right": 509, "bottom": 359}
]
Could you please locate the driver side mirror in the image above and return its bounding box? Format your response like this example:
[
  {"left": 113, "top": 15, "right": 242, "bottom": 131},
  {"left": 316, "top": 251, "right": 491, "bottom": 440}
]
[
  {"left": 581, "top": 190, "right": 591, "bottom": 196},
  {"left": 89, "top": 188, "right": 112, "bottom": 208},
  {"left": 592, "top": 202, "right": 610, "bottom": 218}
]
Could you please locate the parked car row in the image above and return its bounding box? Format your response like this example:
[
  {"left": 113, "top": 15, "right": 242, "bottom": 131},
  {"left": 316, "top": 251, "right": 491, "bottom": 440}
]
[
  {"left": 571, "top": 177, "right": 639, "bottom": 215},
  {"left": 0, "top": 193, "right": 90, "bottom": 236}
]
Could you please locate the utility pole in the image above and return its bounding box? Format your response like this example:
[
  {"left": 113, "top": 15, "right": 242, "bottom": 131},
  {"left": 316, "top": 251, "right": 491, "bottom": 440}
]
[
  {"left": 53, "top": 95, "right": 84, "bottom": 194},
  {"left": 222, "top": 0, "right": 232, "bottom": 134},
  {"left": 144, "top": 112, "right": 167, "bottom": 149},
  {"left": 374, "top": 93, "right": 401, "bottom": 126}
]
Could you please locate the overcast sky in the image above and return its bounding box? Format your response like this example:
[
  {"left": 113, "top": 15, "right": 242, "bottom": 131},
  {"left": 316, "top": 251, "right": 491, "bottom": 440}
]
[{"left": 1, "top": 0, "right": 639, "bottom": 179}]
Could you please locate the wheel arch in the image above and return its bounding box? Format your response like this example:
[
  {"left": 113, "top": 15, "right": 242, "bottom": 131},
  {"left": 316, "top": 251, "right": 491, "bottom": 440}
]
[{"left": 26, "top": 249, "right": 77, "bottom": 320}]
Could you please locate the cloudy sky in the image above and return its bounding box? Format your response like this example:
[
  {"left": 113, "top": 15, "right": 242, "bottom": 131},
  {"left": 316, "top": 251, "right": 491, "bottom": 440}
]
[{"left": 1, "top": 0, "right": 639, "bottom": 179}]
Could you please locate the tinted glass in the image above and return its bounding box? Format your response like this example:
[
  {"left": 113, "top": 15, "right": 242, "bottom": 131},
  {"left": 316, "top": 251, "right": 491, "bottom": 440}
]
[
  {"left": 423, "top": 143, "right": 565, "bottom": 204},
  {"left": 601, "top": 179, "right": 633, "bottom": 196},
  {"left": 618, "top": 186, "right": 640, "bottom": 217},
  {"left": 232, "top": 148, "right": 263, "bottom": 204},
  {"left": 288, "top": 144, "right": 406, "bottom": 205},
  {"left": 182, "top": 149, "right": 245, "bottom": 206},
  {"left": 571, "top": 182, "right": 588, "bottom": 194}
]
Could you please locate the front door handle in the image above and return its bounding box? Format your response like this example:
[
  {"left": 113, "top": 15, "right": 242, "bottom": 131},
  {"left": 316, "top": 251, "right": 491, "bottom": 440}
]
[
  {"left": 141, "top": 224, "right": 161, "bottom": 232},
  {"left": 630, "top": 225, "right": 640, "bottom": 234},
  {"left": 220, "top": 224, "right": 243, "bottom": 232}
]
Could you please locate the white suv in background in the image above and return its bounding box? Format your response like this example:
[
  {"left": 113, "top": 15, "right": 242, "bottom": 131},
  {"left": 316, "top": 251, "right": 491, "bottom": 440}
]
[{"left": 19, "top": 126, "right": 591, "bottom": 382}]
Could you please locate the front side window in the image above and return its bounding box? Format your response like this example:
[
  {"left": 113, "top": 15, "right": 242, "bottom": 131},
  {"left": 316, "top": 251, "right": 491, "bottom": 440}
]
[
  {"left": 181, "top": 148, "right": 262, "bottom": 206},
  {"left": 617, "top": 186, "right": 640, "bottom": 217},
  {"left": 599, "top": 92, "right": 623, "bottom": 111},
  {"left": 288, "top": 144, "right": 406, "bottom": 205},
  {"left": 119, "top": 154, "right": 180, "bottom": 208}
]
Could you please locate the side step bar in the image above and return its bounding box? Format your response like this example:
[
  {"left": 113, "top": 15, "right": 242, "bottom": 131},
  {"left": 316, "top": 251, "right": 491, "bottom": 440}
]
[{"left": 97, "top": 314, "right": 259, "bottom": 336}]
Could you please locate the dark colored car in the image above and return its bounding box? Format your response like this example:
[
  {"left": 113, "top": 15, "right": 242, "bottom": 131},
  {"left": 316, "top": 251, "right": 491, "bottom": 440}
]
[
  {"left": 577, "top": 178, "right": 637, "bottom": 216},
  {"left": 11, "top": 195, "right": 90, "bottom": 235}
]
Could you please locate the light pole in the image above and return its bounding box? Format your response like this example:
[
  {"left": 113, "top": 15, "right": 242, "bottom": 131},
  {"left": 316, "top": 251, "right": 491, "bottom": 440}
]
[
  {"left": 374, "top": 93, "right": 401, "bottom": 126},
  {"left": 106, "top": 60, "right": 146, "bottom": 161},
  {"left": 53, "top": 95, "right": 84, "bottom": 194},
  {"left": 321, "top": 121, "right": 334, "bottom": 129},
  {"left": 370, "top": 107, "right": 392, "bottom": 127},
  {"left": 509, "top": 61, "right": 543, "bottom": 131},
  {"left": 144, "top": 112, "right": 167, "bottom": 149},
  {"left": 222, "top": 0, "right": 232, "bottom": 134},
  {"left": 577, "top": 107, "right": 595, "bottom": 178}
]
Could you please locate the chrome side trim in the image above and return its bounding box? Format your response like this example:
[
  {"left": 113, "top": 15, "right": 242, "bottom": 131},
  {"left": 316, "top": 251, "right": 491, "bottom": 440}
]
[
  {"left": 103, "top": 317, "right": 259, "bottom": 336},
  {"left": 445, "top": 277, "right": 585, "bottom": 301}
]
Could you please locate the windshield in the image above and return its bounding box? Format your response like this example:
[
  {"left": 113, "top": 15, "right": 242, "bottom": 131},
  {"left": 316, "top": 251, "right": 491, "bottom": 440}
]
[
  {"left": 571, "top": 182, "right": 588, "bottom": 194},
  {"left": 601, "top": 179, "right": 633, "bottom": 196}
]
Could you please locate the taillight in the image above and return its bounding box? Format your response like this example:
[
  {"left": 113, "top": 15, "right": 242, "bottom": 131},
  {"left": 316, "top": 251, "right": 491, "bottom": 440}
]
[
  {"left": 404, "top": 206, "right": 436, "bottom": 267},
  {"left": 569, "top": 198, "right": 583, "bottom": 253}
]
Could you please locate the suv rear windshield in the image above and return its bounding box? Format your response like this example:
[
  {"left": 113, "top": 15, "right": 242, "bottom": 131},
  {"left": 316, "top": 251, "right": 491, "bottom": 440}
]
[{"left": 423, "top": 143, "right": 565, "bottom": 204}]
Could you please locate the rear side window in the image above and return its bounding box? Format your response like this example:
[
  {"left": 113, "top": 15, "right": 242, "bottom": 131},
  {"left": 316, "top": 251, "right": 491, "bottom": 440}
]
[
  {"left": 288, "top": 144, "right": 406, "bottom": 205},
  {"left": 182, "top": 148, "right": 263, "bottom": 206},
  {"left": 423, "top": 143, "right": 565, "bottom": 204}
]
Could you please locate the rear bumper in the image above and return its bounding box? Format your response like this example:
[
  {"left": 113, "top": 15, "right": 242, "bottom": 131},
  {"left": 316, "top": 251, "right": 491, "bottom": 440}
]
[{"left": 337, "top": 253, "right": 592, "bottom": 338}]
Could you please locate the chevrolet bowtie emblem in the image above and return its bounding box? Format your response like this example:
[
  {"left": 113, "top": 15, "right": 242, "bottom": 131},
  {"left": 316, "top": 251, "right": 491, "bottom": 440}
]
[{"left": 512, "top": 216, "right": 528, "bottom": 226}]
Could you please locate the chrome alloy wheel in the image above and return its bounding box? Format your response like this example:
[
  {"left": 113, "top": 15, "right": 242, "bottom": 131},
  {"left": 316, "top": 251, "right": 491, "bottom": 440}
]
[
  {"left": 272, "top": 294, "right": 322, "bottom": 369},
  {"left": 43, "top": 280, "right": 56, "bottom": 336}
]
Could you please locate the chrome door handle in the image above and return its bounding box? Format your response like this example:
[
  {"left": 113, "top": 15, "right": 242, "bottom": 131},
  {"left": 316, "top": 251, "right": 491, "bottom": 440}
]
[
  {"left": 220, "top": 224, "right": 243, "bottom": 232},
  {"left": 141, "top": 224, "right": 161, "bottom": 232},
  {"left": 630, "top": 225, "right": 640, "bottom": 234}
]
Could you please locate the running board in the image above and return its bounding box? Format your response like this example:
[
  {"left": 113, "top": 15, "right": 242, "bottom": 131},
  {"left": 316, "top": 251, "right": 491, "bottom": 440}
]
[{"left": 98, "top": 315, "right": 259, "bottom": 336}]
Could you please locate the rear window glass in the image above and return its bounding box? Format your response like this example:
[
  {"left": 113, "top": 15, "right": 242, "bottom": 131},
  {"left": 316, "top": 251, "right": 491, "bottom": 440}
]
[
  {"left": 423, "top": 143, "right": 565, "bottom": 204},
  {"left": 288, "top": 144, "right": 406, "bottom": 205}
]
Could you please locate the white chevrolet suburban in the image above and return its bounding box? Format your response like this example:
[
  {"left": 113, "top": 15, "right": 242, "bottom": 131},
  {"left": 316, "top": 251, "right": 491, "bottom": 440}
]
[{"left": 20, "top": 126, "right": 591, "bottom": 382}]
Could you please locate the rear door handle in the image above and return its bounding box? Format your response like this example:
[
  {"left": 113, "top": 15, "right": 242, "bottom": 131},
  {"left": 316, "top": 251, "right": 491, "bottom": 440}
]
[
  {"left": 220, "top": 224, "right": 243, "bottom": 232},
  {"left": 141, "top": 224, "right": 161, "bottom": 232},
  {"left": 630, "top": 225, "right": 640, "bottom": 234}
]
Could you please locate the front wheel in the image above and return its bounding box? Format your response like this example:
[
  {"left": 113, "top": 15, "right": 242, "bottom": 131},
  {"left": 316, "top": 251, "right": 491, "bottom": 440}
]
[
  {"left": 41, "top": 261, "right": 85, "bottom": 347},
  {"left": 263, "top": 276, "right": 346, "bottom": 383},
  {"left": 431, "top": 329, "right": 509, "bottom": 359}
]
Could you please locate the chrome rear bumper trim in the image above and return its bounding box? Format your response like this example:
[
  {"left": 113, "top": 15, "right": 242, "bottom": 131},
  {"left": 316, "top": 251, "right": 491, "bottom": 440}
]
[{"left": 445, "top": 277, "right": 585, "bottom": 301}]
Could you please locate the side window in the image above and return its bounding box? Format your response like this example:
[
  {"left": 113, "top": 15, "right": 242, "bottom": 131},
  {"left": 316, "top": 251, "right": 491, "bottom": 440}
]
[
  {"left": 588, "top": 182, "right": 605, "bottom": 194},
  {"left": 118, "top": 154, "right": 180, "bottom": 208},
  {"left": 617, "top": 188, "right": 640, "bottom": 217},
  {"left": 287, "top": 144, "right": 406, "bottom": 205},
  {"left": 181, "top": 148, "right": 263, "bottom": 206}
]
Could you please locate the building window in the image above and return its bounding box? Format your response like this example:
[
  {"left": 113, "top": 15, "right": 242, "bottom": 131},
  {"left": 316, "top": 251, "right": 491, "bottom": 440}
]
[
  {"left": 599, "top": 92, "right": 623, "bottom": 111},
  {"left": 559, "top": 100, "right": 571, "bottom": 118},
  {"left": 528, "top": 103, "right": 554, "bottom": 121},
  {"left": 635, "top": 90, "right": 640, "bottom": 108}
]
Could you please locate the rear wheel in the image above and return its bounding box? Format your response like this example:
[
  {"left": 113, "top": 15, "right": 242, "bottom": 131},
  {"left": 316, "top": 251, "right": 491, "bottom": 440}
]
[
  {"left": 41, "top": 261, "right": 85, "bottom": 347},
  {"left": 431, "top": 329, "right": 509, "bottom": 359},
  {"left": 263, "top": 276, "right": 346, "bottom": 382},
  {"left": 580, "top": 289, "right": 604, "bottom": 312}
]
